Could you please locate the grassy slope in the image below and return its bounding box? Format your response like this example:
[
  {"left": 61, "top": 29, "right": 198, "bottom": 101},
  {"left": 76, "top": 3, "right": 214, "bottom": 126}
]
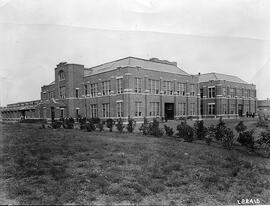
[{"left": 0, "top": 123, "right": 270, "bottom": 205}]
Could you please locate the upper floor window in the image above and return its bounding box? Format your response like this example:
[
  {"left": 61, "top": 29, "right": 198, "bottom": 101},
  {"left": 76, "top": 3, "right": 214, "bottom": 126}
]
[
  {"left": 116, "top": 78, "right": 123, "bottom": 94},
  {"left": 90, "top": 83, "right": 98, "bottom": 97},
  {"left": 208, "top": 86, "right": 215, "bottom": 98},
  {"left": 58, "top": 70, "right": 65, "bottom": 81},
  {"left": 75, "top": 88, "right": 79, "bottom": 98},
  {"left": 102, "top": 81, "right": 111, "bottom": 96},
  {"left": 84, "top": 85, "right": 88, "bottom": 96},
  {"left": 59, "top": 86, "right": 65, "bottom": 99},
  {"left": 149, "top": 79, "right": 159, "bottom": 94},
  {"left": 190, "top": 84, "right": 195, "bottom": 96},
  {"left": 164, "top": 81, "right": 173, "bottom": 95},
  {"left": 177, "top": 83, "right": 186, "bottom": 96},
  {"left": 223, "top": 87, "right": 226, "bottom": 96},
  {"left": 134, "top": 78, "right": 142, "bottom": 93}
]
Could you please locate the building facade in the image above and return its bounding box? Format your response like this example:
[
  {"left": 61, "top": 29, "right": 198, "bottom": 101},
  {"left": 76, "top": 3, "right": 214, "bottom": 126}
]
[
  {"left": 0, "top": 57, "right": 258, "bottom": 122},
  {"left": 257, "top": 99, "right": 270, "bottom": 119},
  {"left": 198, "top": 73, "right": 257, "bottom": 118}
]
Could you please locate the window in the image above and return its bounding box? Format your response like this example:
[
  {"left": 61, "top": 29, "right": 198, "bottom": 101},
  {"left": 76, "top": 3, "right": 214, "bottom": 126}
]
[
  {"left": 245, "top": 104, "right": 249, "bottom": 114},
  {"left": 149, "top": 102, "right": 160, "bottom": 116},
  {"left": 117, "top": 102, "right": 123, "bottom": 117},
  {"left": 223, "top": 87, "right": 226, "bottom": 96},
  {"left": 90, "top": 104, "right": 98, "bottom": 118},
  {"left": 135, "top": 102, "right": 142, "bottom": 117},
  {"left": 200, "top": 88, "right": 203, "bottom": 98},
  {"left": 102, "top": 103, "right": 110, "bottom": 117},
  {"left": 247, "top": 89, "right": 251, "bottom": 98},
  {"left": 60, "top": 108, "right": 64, "bottom": 118},
  {"left": 178, "top": 103, "right": 186, "bottom": 115},
  {"left": 177, "top": 83, "right": 186, "bottom": 96},
  {"left": 117, "top": 78, "right": 123, "bottom": 94},
  {"left": 84, "top": 85, "right": 88, "bottom": 96},
  {"left": 190, "top": 84, "right": 195, "bottom": 96},
  {"left": 208, "top": 103, "right": 216, "bottom": 115},
  {"left": 231, "top": 104, "right": 235, "bottom": 114},
  {"left": 149, "top": 79, "right": 159, "bottom": 94},
  {"left": 76, "top": 108, "right": 79, "bottom": 118},
  {"left": 190, "top": 103, "right": 195, "bottom": 115},
  {"left": 222, "top": 104, "right": 227, "bottom": 114},
  {"left": 230, "top": 88, "right": 236, "bottom": 97},
  {"left": 75, "top": 88, "right": 79, "bottom": 98},
  {"left": 208, "top": 87, "right": 216, "bottom": 98},
  {"left": 58, "top": 70, "right": 65, "bottom": 81},
  {"left": 90, "top": 83, "right": 98, "bottom": 97},
  {"left": 102, "top": 81, "right": 110, "bottom": 96},
  {"left": 164, "top": 81, "right": 173, "bottom": 95},
  {"left": 134, "top": 78, "right": 142, "bottom": 93},
  {"left": 59, "top": 86, "right": 65, "bottom": 99}
]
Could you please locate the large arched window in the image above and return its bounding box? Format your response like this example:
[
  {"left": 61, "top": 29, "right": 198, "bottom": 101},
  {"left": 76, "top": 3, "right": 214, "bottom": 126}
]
[{"left": 58, "top": 70, "right": 65, "bottom": 81}]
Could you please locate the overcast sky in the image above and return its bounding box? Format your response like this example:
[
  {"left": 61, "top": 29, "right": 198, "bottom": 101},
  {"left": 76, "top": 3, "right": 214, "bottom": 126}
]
[{"left": 0, "top": 0, "right": 270, "bottom": 106}]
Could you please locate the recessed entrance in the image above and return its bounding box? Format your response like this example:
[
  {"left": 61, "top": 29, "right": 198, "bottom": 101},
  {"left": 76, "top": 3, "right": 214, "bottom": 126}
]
[
  {"left": 238, "top": 104, "right": 243, "bottom": 117},
  {"left": 165, "top": 103, "right": 174, "bottom": 120}
]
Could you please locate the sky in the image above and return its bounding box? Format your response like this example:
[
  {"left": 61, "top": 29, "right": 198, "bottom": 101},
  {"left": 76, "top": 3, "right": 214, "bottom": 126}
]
[{"left": 0, "top": 0, "right": 270, "bottom": 106}]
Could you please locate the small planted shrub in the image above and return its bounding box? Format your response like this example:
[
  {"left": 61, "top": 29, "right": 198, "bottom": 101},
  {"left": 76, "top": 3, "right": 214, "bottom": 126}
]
[
  {"left": 106, "top": 118, "right": 114, "bottom": 132},
  {"left": 257, "top": 130, "right": 270, "bottom": 157},
  {"left": 139, "top": 117, "right": 150, "bottom": 135},
  {"left": 51, "top": 121, "right": 62, "bottom": 129},
  {"left": 97, "top": 121, "right": 104, "bottom": 132},
  {"left": 237, "top": 129, "right": 255, "bottom": 150},
  {"left": 63, "top": 117, "right": 74, "bottom": 129},
  {"left": 126, "top": 118, "right": 136, "bottom": 133},
  {"left": 116, "top": 118, "right": 125, "bottom": 133},
  {"left": 256, "top": 118, "right": 268, "bottom": 128},
  {"left": 235, "top": 121, "right": 247, "bottom": 133},
  {"left": 176, "top": 122, "right": 194, "bottom": 142},
  {"left": 222, "top": 127, "right": 234, "bottom": 150},
  {"left": 194, "top": 120, "right": 207, "bottom": 140},
  {"left": 86, "top": 120, "right": 96, "bottom": 132},
  {"left": 164, "top": 125, "right": 174, "bottom": 137},
  {"left": 215, "top": 118, "right": 226, "bottom": 141},
  {"left": 149, "top": 118, "right": 164, "bottom": 137}
]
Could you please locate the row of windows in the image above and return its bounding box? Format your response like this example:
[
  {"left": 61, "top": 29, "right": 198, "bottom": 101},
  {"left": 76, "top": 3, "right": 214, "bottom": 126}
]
[
  {"left": 84, "top": 102, "right": 196, "bottom": 118},
  {"left": 206, "top": 103, "right": 253, "bottom": 115},
  {"left": 200, "top": 87, "right": 256, "bottom": 99}
]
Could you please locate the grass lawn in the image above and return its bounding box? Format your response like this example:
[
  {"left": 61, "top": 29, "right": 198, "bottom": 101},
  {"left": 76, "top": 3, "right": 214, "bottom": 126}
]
[{"left": 0, "top": 122, "right": 270, "bottom": 205}]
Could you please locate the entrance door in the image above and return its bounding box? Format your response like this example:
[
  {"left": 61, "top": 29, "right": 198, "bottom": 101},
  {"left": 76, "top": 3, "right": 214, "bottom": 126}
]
[
  {"left": 165, "top": 103, "right": 174, "bottom": 120},
  {"left": 51, "top": 107, "right": 55, "bottom": 121},
  {"left": 238, "top": 104, "right": 243, "bottom": 117}
]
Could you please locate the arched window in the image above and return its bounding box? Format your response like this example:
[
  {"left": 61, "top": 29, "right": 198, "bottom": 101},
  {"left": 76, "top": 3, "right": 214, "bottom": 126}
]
[{"left": 58, "top": 70, "right": 65, "bottom": 81}]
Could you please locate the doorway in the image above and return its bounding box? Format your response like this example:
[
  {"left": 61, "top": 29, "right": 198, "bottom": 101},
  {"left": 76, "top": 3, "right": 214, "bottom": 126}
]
[
  {"left": 165, "top": 103, "right": 174, "bottom": 120},
  {"left": 238, "top": 104, "right": 243, "bottom": 117}
]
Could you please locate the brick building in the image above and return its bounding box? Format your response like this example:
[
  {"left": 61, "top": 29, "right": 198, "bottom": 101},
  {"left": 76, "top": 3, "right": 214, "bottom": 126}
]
[
  {"left": 0, "top": 57, "right": 258, "bottom": 122},
  {"left": 198, "top": 73, "right": 257, "bottom": 118},
  {"left": 257, "top": 99, "right": 270, "bottom": 119}
]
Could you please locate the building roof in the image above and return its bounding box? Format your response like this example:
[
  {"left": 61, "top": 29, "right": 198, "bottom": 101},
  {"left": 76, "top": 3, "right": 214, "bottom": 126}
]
[
  {"left": 84, "top": 56, "right": 190, "bottom": 76},
  {"left": 198, "top": 72, "right": 248, "bottom": 84}
]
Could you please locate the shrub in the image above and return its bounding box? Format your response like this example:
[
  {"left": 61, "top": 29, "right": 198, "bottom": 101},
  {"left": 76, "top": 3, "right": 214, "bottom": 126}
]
[
  {"left": 237, "top": 129, "right": 255, "bottom": 150},
  {"left": 194, "top": 120, "right": 207, "bottom": 140},
  {"left": 116, "top": 118, "right": 124, "bottom": 133},
  {"left": 257, "top": 130, "right": 270, "bottom": 157},
  {"left": 97, "top": 121, "right": 104, "bottom": 132},
  {"left": 149, "top": 118, "right": 164, "bottom": 137},
  {"left": 222, "top": 127, "right": 234, "bottom": 150},
  {"left": 205, "top": 125, "right": 215, "bottom": 145},
  {"left": 139, "top": 117, "right": 150, "bottom": 135},
  {"left": 235, "top": 121, "right": 247, "bottom": 133},
  {"left": 164, "top": 125, "right": 174, "bottom": 136},
  {"left": 126, "top": 118, "right": 136, "bottom": 133},
  {"left": 63, "top": 118, "right": 74, "bottom": 129},
  {"left": 86, "top": 120, "right": 96, "bottom": 132},
  {"left": 215, "top": 118, "right": 226, "bottom": 141},
  {"left": 176, "top": 122, "right": 194, "bottom": 142},
  {"left": 106, "top": 119, "right": 114, "bottom": 132},
  {"left": 51, "top": 121, "right": 62, "bottom": 129},
  {"left": 90, "top": 117, "right": 101, "bottom": 125}
]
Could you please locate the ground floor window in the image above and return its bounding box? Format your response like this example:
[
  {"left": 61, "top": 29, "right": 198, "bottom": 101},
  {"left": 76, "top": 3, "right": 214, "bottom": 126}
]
[
  {"left": 245, "top": 104, "right": 249, "bottom": 114},
  {"left": 149, "top": 102, "right": 159, "bottom": 116},
  {"left": 231, "top": 104, "right": 235, "bottom": 114},
  {"left": 208, "top": 103, "right": 215, "bottom": 115},
  {"left": 135, "top": 101, "right": 142, "bottom": 117},
  {"left": 222, "top": 104, "right": 227, "bottom": 114},
  {"left": 117, "top": 102, "right": 123, "bottom": 117},
  {"left": 178, "top": 103, "right": 186, "bottom": 116},
  {"left": 190, "top": 103, "right": 195, "bottom": 115},
  {"left": 76, "top": 108, "right": 80, "bottom": 118},
  {"left": 90, "top": 104, "right": 98, "bottom": 118},
  {"left": 102, "top": 103, "right": 110, "bottom": 117}
]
